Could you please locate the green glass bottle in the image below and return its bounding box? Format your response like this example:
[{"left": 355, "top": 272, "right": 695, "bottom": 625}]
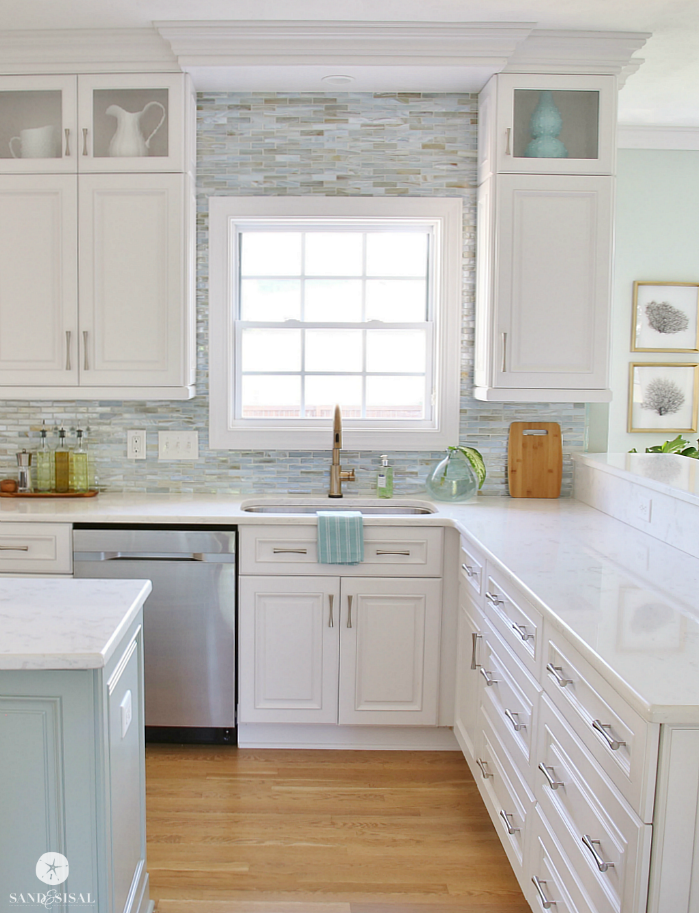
[
  {"left": 35, "top": 423, "right": 54, "bottom": 492},
  {"left": 54, "top": 427, "right": 70, "bottom": 493},
  {"left": 70, "top": 429, "right": 89, "bottom": 493}
]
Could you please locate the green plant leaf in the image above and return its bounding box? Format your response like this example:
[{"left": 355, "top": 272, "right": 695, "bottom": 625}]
[{"left": 450, "top": 446, "right": 486, "bottom": 489}]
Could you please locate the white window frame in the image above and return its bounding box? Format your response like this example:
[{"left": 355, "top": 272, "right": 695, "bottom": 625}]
[{"left": 209, "top": 196, "right": 462, "bottom": 451}]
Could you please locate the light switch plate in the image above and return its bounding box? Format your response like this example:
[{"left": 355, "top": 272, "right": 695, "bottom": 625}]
[{"left": 158, "top": 431, "right": 199, "bottom": 460}]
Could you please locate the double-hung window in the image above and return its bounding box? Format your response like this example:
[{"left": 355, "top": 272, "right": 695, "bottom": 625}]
[{"left": 209, "top": 197, "right": 461, "bottom": 450}]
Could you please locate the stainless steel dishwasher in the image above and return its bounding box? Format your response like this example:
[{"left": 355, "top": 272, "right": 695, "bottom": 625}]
[{"left": 73, "top": 525, "right": 236, "bottom": 744}]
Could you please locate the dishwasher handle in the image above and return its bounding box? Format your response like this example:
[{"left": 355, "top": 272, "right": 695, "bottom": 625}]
[{"left": 74, "top": 551, "right": 236, "bottom": 563}]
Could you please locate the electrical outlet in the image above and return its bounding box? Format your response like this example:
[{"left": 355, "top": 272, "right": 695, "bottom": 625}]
[
  {"left": 158, "top": 431, "right": 199, "bottom": 460},
  {"left": 120, "top": 690, "right": 132, "bottom": 739},
  {"left": 635, "top": 493, "right": 653, "bottom": 524},
  {"left": 127, "top": 430, "right": 147, "bottom": 460}
]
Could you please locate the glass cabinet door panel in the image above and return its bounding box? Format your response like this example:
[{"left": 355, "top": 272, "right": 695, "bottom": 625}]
[
  {"left": 512, "top": 90, "right": 600, "bottom": 161},
  {"left": 0, "top": 76, "right": 77, "bottom": 173},
  {"left": 77, "top": 74, "right": 184, "bottom": 173}
]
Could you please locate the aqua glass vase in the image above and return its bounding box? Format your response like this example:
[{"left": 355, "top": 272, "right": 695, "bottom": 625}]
[
  {"left": 524, "top": 90, "right": 568, "bottom": 159},
  {"left": 425, "top": 449, "right": 478, "bottom": 502}
]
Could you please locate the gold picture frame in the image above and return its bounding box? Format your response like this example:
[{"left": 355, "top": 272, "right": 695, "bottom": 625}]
[
  {"left": 632, "top": 281, "right": 699, "bottom": 352},
  {"left": 628, "top": 362, "right": 699, "bottom": 433}
]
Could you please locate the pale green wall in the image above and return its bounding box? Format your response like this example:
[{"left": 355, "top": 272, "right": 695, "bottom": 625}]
[{"left": 607, "top": 149, "right": 699, "bottom": 453}]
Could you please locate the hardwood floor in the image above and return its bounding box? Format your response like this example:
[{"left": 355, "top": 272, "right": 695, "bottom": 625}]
[{"left": 146, "top": 745, "right": 530, "bottom": 912}]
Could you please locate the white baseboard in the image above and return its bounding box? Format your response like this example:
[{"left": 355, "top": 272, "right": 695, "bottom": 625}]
[{"left": 237, "top": 723, "right": 460, "bottom": 750}]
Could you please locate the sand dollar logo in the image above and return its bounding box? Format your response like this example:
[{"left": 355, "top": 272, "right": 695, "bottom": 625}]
[{"left": 36, "top": 852, "right": 69, "bottom": 885}]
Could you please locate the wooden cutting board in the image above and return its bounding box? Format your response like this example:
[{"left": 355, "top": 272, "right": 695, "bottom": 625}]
[{"left": 508, "top": 422, "right": 562, "bottom": 498}]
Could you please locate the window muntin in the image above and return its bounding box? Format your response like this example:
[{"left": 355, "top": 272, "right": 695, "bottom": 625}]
[{"left": 235, "top": 226, "right": 432, "bottom": 422}]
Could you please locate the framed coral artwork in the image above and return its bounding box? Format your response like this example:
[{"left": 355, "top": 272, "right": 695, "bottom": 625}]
[
  {"left": 632, "top": 281, "right": 699, "bottom": 352},
  {"left": 628, "top": 363, "right": 699, "bottom": 433}
]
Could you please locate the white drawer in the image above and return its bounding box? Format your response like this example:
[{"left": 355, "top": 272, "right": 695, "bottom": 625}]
[
  {"left": 484, "top": 568, "right": 543, "bottom": 680},
  {"left": 543, "top": 627, "right": 659, "bottom": 822},
  {"left": 480, "top": 620, "right": 541, "bottom": 791},
  {"left": 240, "top": 525, "right": 443, "bottom": 577},
  {"left": 459, "top": 537, "right": 484, "bottom": 596},
  {"left": 475, "top": 705, "right": 533, "bottom": 874},
  {"left": 0, "top": 523, "right": 72, "bottom": 574},
  {"left": 536, "top": 696, "right": 652, "bottom": 913},
  {"left": 530, "top": 807, "right": 606, "bottom": 913}
]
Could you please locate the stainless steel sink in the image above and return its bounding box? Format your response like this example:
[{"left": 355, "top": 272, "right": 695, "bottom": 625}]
[{"left": 241, "top": 501, "right": 435, "bottom": 515}]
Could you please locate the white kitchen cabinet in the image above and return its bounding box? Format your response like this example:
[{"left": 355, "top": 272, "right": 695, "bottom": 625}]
[
  {"left": 239, "top": 574, "right": 442, "bottom": 728},
  {"left": 0, "top": 172, "right": 195, "bottom": 398},
  {"left": 0, "top": 73, "right": 192, "bottom": 175},
  {"left": 478, "top": 74, "right": 617, "bottom": 183},
  {"left": 474, "top": 173, "right": 613, "bottom": 402}
]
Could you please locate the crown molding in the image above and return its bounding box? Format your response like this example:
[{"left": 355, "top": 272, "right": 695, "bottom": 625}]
[
  {"left": 0, "top": 29, "right": 178, "bottom": 74},
  {"left": 618, "top": 125, "right": 699, "bottom": 150},
  {"left": 503, "top": 29, "right": 649, "bottom": 86}
]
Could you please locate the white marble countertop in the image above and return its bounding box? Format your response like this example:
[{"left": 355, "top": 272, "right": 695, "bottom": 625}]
[
  {"left": 0, "top": 578, "right": 152, "bottom": 671},
  {"left": 575, "top": 451, "right": 699, "bottom": 506},
  {"left": 0, "top": 491, "right": 696, "bottom": 722}
]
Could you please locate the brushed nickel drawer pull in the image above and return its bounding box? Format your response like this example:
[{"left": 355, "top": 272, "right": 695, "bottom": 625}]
[
  {"left": 82, "top": 127, "right": 89, "bottom": 156},
  {"left": 538, "top": 763, "right": 563, "bottom": 790},
  {"left": 592, "top": 719, "right": 626, "bottom": 751},
  {"left": 461, "top": 563, "right": 477, "bottom": 577},
  {"left": 328, "top": 593, "right": 334, "bottom": 628},
  {"left": 499, "top": 809, "right": 519, "bottom": 835},
  {"left": 476, "top": 757, "right": 493, "bottom": 779},
  {"left": 512, "top": 622, "right": 534, "bottom": 642},
  {"left": 470, "top": 632, "right": 482, "bottom": 670},
  {"left": 83, "top": 330, "right": 89, "bottom": 370},
  {"left": 64, "top": 128, "right": 70, "bottom": 156},
  {"left": 272, "top": 548, "right": 307, "bottom": 554},
  {"left": 347, "top": 594, "right": 353, "bottom": 629},
  {"left": 375, "top": 549, "right": 410, "bottom": 556},
  {"left": 582, "top": 834, "right": 614, "bottom": 872},
  {"left": 531, "top": 876, "right": 556, "bottom": 909},
  {"left": 505, "top": 127, "right": 512, "bottom": 156},
  {"left": 505, "top": 708, "right": 526, "bottom": 732},
  {"left": 65, "top": 330, "right": 72, "bottom": 371},
  {"left": 480, "top": 668, "right": 498, "bottom": 687},
  {"left": 546, "top": 663, "right": 572, "bottom": 688},
  {"left": 485, "top": 591, "right": 504, "bottom": 607},
  {"left": 501, "top": 332, "right": 507, "bottom": 373},
  {"left": 0, "top": 545, "right": 30, "bottom": 551}
]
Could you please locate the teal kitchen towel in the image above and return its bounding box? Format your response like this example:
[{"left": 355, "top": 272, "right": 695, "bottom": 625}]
[{"left": 317, "top": 511, "right": 364, "bottom": 565}]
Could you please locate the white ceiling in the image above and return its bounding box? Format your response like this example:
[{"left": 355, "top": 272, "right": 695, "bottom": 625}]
[{"left": 1, "top": 0, "right": 698, "bottom": 126}]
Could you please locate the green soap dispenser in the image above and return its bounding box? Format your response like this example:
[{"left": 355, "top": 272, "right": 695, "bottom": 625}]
[{"left": 377, "top": 454, "right": 393, "bottom": 499}]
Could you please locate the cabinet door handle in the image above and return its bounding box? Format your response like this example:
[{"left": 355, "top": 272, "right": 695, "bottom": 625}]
[
  {"left": 65, "top": 330, "right": 72, "bottom": 371},
  {"left": 476, "top": 757, "right": 493, "bottom": 779},
  {"left": 64, "top": 128, "right": 71, "bottom": 156},
  {"left": 470, "top": 632, "right": 482, "bottom": 670},
  {"left": 501, "top": 332, "right": 507, "bottom": 373},
  {"left": 485, "top": 591, "right": 503, "bottom": 607},
  {"left": 582, "top": 834, "right": 614, "bottom": 872},
  {"left": 480, "top": 667, "right": 498, "bottom": 687},
  {"left": 82, "top": 127, "right": 89, "bottom": 156},
  {"left": 83, "top": 330, "right": 89, "bottom": 370},
  {"left": 538, "top": 763, "right": 564, "bottom": 790},
  {"left": 272, "top": 548, "right": 307, "bottom": 554},
  {"left": 347, "top": 594, "right": 353, "bottom": 629},
  {"left": 328, "top": 593, "right": 334, "bottom": 628},
  {"left": 512, "top": 622, "right": 534, "bottom": 642},
  {"left": 375, "top": 549, "right": 410, "bottom": 556},
  {"left": 461, "top": 563, "right": 476, "bottom": 578},
  {"left": 504, "top": 708, "right": 526, "bottom": 732},
  {"left": 0, "top": 545, "right": 30, "bottom": 551},
  {"left": 592, "top": 719, "right": 626, "bottom": 751},
  {"left": 546, "top": 663, "right": 572, "bottom": 688},
  {"left": 499, "top": 809, "right": 519, "bottom": 835},
  {"left": 505, "top": 126, "right": 512, "bottom": 156},
  {"left": 531, "top": 876, "right": 556, "bottom": 909}
]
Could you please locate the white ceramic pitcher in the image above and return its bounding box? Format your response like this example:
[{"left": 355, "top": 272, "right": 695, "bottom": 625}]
[
  {"left": 9, "top": 125, "right": 58, "bottom": 159},
  {"left": 106, "top": 101, "right": 166, "bottom": 157}
]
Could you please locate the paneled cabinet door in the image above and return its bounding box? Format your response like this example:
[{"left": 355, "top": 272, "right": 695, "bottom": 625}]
[
  {"left": 78, "top": 172, "right": 187, "bottom": 387},
  {"left": 238, "top": 576, "right": 340, "bottom": 724},
  {"left": 338, "top": 577, "right": 442, "bottom": 726},
  {"left": 0, "top": 174, "right": 78, "bottom": 384},
  {"left": 453, "top": 590, "right": 483, "bottom": 762},
  {"left": 475, "top": 173, "right": 613, "bottom": 399}
]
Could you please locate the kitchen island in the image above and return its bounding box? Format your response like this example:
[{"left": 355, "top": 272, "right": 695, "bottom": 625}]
[{"left": 0, "top": 578, "right": 153, "bottom": 913}]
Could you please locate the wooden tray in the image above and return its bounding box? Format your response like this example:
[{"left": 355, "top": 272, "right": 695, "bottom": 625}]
[
  {"left": 508, "top": 422, "right": 562, "bottom": 498},
  {"left": 0, "top": 490, "right": 98, "bottom": 498}
]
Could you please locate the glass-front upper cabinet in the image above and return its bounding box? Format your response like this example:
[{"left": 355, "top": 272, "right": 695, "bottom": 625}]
[
  {"left": 77, "top": 73, "right": 187, "bottom": 173},
  {"left": 478, "top": 74, "right": 617, "bottom": 181},
  {"left": 0, "top": 73, "right": 190, "bottom": 174},
  {"left": 0, "top": 75, "right": 78, "bottom": 173}
]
